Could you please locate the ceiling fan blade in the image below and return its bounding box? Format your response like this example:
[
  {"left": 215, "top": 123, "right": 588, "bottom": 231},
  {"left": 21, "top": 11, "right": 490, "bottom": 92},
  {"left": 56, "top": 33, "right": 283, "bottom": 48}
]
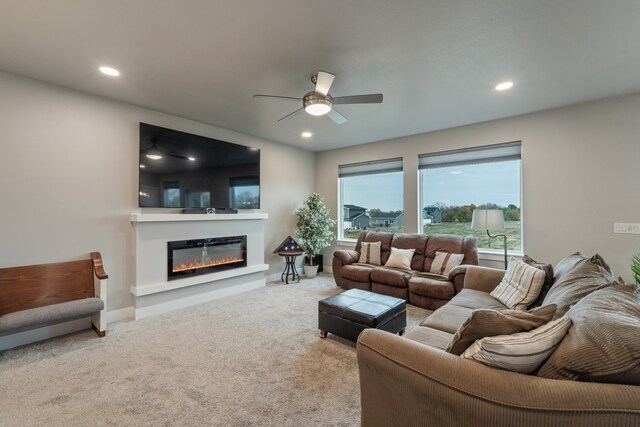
[
  {"left": 315, "top": 71, "right": 335, "bottom": 96},
  {"left": 326, "top": 108, "right": 348, "bottom": 125},
  {"left": 332, "top": 93, "right": 383, "bottom": 105},
  {"left": 277, "top": 108, "right": 304, "bottom": 122},
  {"left": 253, "top": 94, "right": 302, "bottom": 101}
]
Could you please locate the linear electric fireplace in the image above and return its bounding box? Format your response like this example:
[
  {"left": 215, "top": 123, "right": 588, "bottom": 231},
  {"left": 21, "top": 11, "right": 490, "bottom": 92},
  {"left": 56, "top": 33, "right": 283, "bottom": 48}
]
[{"left": 167, "top": 236, "right": 247, "bottom": 281}]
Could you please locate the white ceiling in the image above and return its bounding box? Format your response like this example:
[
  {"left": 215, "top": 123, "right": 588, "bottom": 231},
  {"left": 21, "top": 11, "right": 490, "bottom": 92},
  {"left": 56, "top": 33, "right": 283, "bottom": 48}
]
[{"left": 1, "top": 1, "right": 640, "bottom": 151}]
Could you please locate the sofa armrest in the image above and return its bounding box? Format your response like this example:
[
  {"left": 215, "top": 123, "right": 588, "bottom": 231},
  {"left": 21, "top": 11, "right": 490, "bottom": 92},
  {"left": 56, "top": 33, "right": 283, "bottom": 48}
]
[
  {"left": 357, "top": 329, "right": 640, "bottom": 427},
  {"left": 462, "top": 265, "right": 505, "bottom": 293},
  {"left": 333, "top": 249, "right": 359, "bottom": 264},
  {"left": 447, "top": 264, "right": 471, "bottom": 294}
]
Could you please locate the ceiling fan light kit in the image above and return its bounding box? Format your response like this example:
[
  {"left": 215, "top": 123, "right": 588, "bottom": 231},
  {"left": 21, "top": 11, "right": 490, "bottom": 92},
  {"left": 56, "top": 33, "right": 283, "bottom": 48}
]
[
  {"left": 254, "top": 70, "right": 383, "bottom": 124},
  {"left": 303, "top": 92, "right": 332, "bottom": 116}
]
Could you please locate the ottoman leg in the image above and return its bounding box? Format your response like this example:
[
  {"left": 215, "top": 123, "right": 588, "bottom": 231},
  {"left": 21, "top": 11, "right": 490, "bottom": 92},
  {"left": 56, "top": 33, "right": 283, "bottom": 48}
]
[{"left": 319, "top": 330, "right": 327, "bottom": 339}]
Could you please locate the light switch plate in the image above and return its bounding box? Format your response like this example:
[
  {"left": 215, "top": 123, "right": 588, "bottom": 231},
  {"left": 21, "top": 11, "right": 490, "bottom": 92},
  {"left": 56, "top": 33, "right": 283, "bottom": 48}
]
[{"left": 614, "top": 223, "right": 640, "bottom": 234}]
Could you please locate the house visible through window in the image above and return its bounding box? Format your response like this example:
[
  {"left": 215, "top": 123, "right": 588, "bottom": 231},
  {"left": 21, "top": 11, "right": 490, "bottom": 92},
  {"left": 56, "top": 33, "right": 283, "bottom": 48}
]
[
  {"left": 338, "top": 158, "right": 404, "bottom": 240},
  {"left": 419, "top": 142, "right": 522, "bottom": 252}
]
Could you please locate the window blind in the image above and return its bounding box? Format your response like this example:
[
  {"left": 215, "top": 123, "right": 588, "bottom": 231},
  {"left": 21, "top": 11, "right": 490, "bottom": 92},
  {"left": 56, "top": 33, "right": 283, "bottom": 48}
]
[
  {"left": 338, "top": 157, "right": 403, "bottom": 178},
  {"left": 418, "top": 141, "right": 521, "bottom": 169}
]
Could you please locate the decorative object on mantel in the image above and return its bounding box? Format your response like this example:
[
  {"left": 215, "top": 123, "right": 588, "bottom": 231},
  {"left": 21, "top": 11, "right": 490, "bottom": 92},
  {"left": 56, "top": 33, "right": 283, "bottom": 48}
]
[
  {"left": 273, "top": 235, "right": 303, "bottom": 284},
  {"left": 295, "top": 193, "right": 336, "bottom": 279},
  {"left": 471, "top": 209, "right": 508, "bottom": 269}
]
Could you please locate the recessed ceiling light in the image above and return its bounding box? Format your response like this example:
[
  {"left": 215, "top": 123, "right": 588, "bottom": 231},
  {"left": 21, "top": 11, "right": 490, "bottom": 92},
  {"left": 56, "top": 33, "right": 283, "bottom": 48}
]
[
  {"left": 99, "top": 66, "right": 120, "bottom": 77},
  {"left": 450, "top": 170, "right": 462, "bottom": 175},
  {"left": 301, "top": 131, "right": 312, "bottom": 138},
  {"left": 187, "top": 156, "right": 196, "bottom": 161},
  {"left": 139, "top": 164, "right": 146, "bottom": 169},
  {"left": 495, "top": 81, "right": 514, "bottom": 91}
]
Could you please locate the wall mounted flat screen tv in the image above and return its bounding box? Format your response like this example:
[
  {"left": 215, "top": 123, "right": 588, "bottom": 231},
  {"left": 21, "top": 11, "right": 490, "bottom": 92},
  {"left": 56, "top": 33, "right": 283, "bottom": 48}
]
[{"left": 138, "top": 123, "right": 260, "bottom": 209}]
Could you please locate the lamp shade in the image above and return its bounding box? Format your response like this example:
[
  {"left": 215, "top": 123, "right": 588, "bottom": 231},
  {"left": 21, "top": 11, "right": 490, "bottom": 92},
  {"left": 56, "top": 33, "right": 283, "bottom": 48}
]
[{"left": 471, "top": 209, "right": 505, "bottom": 231}]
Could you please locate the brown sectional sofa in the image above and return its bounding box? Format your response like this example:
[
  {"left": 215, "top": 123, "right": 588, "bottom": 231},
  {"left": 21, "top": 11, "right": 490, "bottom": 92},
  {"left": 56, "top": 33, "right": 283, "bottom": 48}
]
[
  {"left": 333, "top": 231, "right": 478, "bottom": 310},
  {"left": 356, "top": 260, "right": 640, "bottom": 426}
]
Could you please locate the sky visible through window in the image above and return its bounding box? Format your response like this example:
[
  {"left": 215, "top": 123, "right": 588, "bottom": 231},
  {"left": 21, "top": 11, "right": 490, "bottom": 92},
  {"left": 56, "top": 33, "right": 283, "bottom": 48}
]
[
  {"left": 342, "top": 172, "right": 403, "bottom": 212},
  {"left": 422, "top": 160, "right": 520, "bottom": 207},
  {"left": 341, "top": 161, "right": 519, "bottom": 213}
]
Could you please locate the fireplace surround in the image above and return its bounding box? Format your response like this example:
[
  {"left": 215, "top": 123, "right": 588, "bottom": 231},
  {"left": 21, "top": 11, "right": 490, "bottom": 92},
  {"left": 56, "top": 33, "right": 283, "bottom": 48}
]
[{"left": 167, "top": 235, "right": 247, "bottom": 281}]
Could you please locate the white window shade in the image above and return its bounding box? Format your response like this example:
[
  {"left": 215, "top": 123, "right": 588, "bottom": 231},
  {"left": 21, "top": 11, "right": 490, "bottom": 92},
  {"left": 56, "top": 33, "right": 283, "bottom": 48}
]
[
  {"left": 419, "top": 141, "right": 521, "bottom": 169},
  {"left": 339, "top": 157, "right": 403, "bottom": 177}
]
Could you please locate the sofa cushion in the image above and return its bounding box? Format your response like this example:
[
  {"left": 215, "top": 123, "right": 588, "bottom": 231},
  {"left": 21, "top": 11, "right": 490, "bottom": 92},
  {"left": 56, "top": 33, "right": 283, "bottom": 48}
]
[
  {"left": 404, "top": 325, "right": 454, "bottom": 351},
  {"left": 446, "top": 304, "right": 557, "bottom": 356},
  {"left": 430, "top": 251, "right": 464, "bottom": 276},
  {"left": 358, "top": 241, "right": 381, "bottom": 265},
  {"left": 553, "top": 252, "right": 586, "bottom": 281},
  {"left": 448, "top": 289, "right": 509, "bottom": 311},
  {"left": 361, "top": 232, "right": 395, "bottom": 265},
  {"left": 543, "top": 256, "right": 616, "bottom": 319},
  {"left": 423, "top": 234, "right": 465, "bottom": 271},
  {"left": 408, "top": 275, "right": 455, "bottom": 300},
  {"left": 390, "top": 233, "right": 428, "bottom": 271},
  {"left": 420, "top": 304, "right": 474, "bottom": 334},
  {"left": 522, "top": 255, "right": 554, "bottom": 308},
  {"left": 384, "top": 247, "right": 414, "bottom": 270},
  {"left": 370, "top": 267, "right": 411, "bottom": 288},
  {"left": 538, "top": 285, "right": 640, "bottom": 384},
  {"left": 462, "top": 316, "right": 572, "bottom": 374},
  {"left": 341, "top": 263, "right": 375, "bottom": 282},
  {"left": 490, "top": 258, "right": 546, "bottom": 310}
]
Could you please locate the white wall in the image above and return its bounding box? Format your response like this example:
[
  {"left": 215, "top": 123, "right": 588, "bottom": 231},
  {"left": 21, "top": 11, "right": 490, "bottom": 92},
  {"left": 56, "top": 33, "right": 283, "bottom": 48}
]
[
  {"left": 316, "top": 93, "right": 640, "bottom": 281},
  {"left": 0, "top": 71, "right": 315, "bottom": 313}
]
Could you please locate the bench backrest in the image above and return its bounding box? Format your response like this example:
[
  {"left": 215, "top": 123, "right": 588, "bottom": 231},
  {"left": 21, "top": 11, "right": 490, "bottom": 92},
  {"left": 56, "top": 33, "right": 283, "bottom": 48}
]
[{"left": 0, "top": 259, "right": 95, "bottom": 316}]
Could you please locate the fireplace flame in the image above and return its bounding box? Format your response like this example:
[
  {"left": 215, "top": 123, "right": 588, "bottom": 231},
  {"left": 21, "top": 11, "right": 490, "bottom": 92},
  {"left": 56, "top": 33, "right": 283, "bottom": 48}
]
[{"left": 173, "top": 256, "right": 245, "bottom": 273}]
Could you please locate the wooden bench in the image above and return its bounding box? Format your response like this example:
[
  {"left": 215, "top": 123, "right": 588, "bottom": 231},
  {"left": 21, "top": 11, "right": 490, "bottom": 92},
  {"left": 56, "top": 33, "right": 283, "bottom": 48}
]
[{"left": 0, "top": 252, "right": 108, "bottom": 343}]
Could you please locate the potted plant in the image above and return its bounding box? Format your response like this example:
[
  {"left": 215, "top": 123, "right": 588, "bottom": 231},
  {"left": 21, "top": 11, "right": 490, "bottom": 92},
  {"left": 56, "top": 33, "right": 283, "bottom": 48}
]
[
  {"left": 296, "top": 193, "right": 336, "bottom": 278},
  {"left": 632, "top": 253, "right": 640, "bottom": 293}
]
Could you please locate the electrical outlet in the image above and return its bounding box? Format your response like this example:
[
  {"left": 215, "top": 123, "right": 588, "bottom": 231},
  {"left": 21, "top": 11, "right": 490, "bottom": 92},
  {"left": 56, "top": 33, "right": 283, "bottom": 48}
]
[{"left": 614, "top": 223, "right": 640, "bottom": 234}]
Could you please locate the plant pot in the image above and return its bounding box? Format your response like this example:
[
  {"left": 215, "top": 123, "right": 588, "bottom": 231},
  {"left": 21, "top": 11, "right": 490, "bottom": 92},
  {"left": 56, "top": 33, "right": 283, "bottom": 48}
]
[
  {"left": 303, "top": 264, "right": 319, "bottom": 279},
  {"left": 303, "top": 255, "right": 323, "bottom": 273}
]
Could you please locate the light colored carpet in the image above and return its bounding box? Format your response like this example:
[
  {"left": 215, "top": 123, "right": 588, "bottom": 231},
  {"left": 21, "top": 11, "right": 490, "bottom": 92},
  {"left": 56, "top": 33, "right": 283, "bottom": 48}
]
[{"left": 0, "top": 274, "right": 429, "bottom": 426}]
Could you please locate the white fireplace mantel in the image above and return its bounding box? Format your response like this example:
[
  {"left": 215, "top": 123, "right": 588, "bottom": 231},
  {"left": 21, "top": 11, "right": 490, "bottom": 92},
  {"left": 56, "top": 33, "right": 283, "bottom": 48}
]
[
  {"left": 130, "top": 212, "right": 269, "bottom": 319},
  {"left": 130, "top": 212, "right": 268, "bottom": 223}
]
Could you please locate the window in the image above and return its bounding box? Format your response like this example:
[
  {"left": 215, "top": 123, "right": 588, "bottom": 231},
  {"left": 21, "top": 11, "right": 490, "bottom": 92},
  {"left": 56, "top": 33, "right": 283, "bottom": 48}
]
[
  {"left": 338, "top": 158, "right": 404, "bottom": 240},
  {"left": 419, "top": 142, "right": 522, "bottom": 252}
]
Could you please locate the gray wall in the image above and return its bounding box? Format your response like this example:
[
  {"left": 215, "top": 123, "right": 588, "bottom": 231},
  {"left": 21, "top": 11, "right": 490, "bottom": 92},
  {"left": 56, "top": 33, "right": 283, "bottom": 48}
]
[
  {"left": 316, "top": 93, "right": 640, "bottom": 280},
  {"left": 0, "top": 71, "right": 315, "bottom": 313}
]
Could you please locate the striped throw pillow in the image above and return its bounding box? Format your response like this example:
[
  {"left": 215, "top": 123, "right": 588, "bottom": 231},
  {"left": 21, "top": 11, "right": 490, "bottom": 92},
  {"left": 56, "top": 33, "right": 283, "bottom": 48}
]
[
  {"left": 490, "top": 257, "right": 546, "bottom": 310},
  {"left": 430, "top": 251, "right": 464, "bottom": 276},
  {"left": 358, "top": 241, "right": 381, "bottom": 265},
  {"left": 462, "top": 316, "right": 572, "bottom": 374}
]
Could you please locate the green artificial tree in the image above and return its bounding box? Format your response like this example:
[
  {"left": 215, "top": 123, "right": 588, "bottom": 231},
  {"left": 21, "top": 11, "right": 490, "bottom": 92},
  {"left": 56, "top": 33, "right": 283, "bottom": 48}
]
[
  {"left": 296, "top": 193, "right": 336, "bottom": 267},
  {"left": 632, "top": 253, "right": 640, "bottom": 292}
]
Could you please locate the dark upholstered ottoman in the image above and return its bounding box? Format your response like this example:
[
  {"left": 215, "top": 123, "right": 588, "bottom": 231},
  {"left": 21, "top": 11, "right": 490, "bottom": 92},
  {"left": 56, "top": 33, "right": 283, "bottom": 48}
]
[{"left": 318, "top": 289, "right": 406, "bottom": 342}]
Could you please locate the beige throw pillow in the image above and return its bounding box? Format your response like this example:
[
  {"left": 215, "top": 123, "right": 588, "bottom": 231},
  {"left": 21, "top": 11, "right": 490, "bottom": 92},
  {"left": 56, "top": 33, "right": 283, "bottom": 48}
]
[
  {"left": 430, "top": 251, "right": 464, "bottom": 276},
  {"left": 384, "top": 247, "right": 415, "bottom": 270},
  {"left": 490, "top": 257, "right": 546, "bottom": 310},
  {"left": 538, "top": 285, "right": 640, "bottom": 384},
  {"left": 462, "top": 316, "right": 572, "bottom": 374},
  {"left": 358, "top": 241, "right": 381, "bottom": 265},
  {"left": 447, "top": 304, "right": 557, "bottom": 355}
]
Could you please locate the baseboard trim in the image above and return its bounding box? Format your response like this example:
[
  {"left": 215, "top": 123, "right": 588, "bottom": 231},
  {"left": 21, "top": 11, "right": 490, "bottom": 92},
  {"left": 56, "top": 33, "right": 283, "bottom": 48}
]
[
  {"left": 0, "top": 318, "right": 93, "bottom": 351},
  {"left": 106, "top": 307, "right": 135, "bottom": 323}
]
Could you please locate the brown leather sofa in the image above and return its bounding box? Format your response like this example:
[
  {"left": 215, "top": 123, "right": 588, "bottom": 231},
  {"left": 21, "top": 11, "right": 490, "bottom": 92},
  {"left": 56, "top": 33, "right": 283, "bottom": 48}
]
[
  {"left": 332, "top": 231, "right": 478, "bottom": 310},
  {"left": 356, "top": 264, "right": 640, "bottom": 426}
]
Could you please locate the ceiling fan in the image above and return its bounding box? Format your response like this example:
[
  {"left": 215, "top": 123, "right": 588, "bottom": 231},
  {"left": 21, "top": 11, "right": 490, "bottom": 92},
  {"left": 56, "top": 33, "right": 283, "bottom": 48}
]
[{"left": 253, "top": 71, "right": 383, "bottom": 125}]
